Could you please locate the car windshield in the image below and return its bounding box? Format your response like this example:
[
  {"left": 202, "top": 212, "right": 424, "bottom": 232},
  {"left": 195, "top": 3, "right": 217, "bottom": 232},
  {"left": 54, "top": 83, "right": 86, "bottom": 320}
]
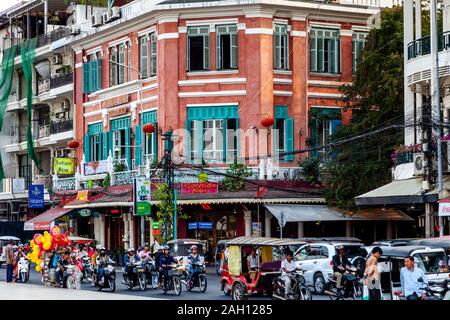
[
  {"left": 168, "top": 243, "right": 204, "bottom": 256},
  {"left": 273, "top": 244, "right": 304, "bottom": 261},
  {"left": 415, "top": 252, "right": 449, "bottom": 274},
  {"left": 337, "top": 246, "right": 367, "bottom": 258}
]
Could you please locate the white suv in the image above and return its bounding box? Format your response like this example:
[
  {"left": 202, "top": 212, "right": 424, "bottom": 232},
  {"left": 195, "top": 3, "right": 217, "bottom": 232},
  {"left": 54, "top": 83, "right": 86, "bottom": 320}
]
[{"left": 293, "top": 242, "right": 367, "bottom": 294}]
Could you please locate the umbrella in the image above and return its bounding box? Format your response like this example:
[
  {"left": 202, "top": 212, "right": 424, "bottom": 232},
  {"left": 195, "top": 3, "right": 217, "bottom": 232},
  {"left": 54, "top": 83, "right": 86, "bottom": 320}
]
[
  {"left": 0, "top": 236, "right": 20, "bottom": 241},
  {"left": 69, "top": 236, "right": 94, "bottom": 244}
]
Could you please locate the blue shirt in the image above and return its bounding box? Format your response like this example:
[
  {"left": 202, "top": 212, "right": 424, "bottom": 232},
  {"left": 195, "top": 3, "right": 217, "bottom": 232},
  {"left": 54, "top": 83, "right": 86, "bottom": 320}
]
[{"left": 400, "top": 267, "right": 427, "bottom": 296}]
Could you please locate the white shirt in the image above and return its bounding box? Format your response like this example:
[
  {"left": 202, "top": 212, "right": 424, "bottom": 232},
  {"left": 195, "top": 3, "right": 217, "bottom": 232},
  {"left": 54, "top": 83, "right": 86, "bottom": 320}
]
[
  {"left": 247, "top": 255, "right": 258, "bottom": 269},
  {"left": 281, "top": 259, "right": 297, "bottom": 276}
]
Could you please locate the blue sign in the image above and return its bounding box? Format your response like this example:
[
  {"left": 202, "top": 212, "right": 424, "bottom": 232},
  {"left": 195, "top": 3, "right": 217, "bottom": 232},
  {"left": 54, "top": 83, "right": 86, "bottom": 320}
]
[
  {"left": 198, "top": 222, "right": 213, "bottom": 230},
  {"left": 29, "top": 184, "right": 44, "bottom": 209},
  {"left": 188, "top": 222, "right": 198, "bottom": 230}
]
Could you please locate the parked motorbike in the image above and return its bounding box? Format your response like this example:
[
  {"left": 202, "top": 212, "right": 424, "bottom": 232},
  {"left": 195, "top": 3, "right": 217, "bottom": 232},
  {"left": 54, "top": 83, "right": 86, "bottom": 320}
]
[
  {"left": 17, "top": 256, "right": 30, "bottom": 283},
  {"left": 122, "top": 261, "right": 146, "bottom": 291},
  {"left": 323, "top": 266, "right": 363, "bottom": 300},
  {"left": 81, "top": 256, "right": 94, "bottom": 282},
  {"left": 272, "top": 268, "right": 312, "bottom": 300},
  {"left": 181, "top": 261, "right": 207, "bottom": 293},
  {"left": 95, "top": 261, "right": 116, "bottom": 292},
  {"left": 161, "top": 263, "right": 182, "bottom": 295},
  {"left": 142, "top": 259, "right": 159, "bottom": 289}
]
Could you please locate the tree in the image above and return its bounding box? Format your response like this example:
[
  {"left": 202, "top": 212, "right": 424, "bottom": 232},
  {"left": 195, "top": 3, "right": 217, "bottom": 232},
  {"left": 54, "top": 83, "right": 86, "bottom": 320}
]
[
  {"left": 222, "top": 162, "right": 252, "bottom": 192},
  {"left": 323, "top": 7, "right": 405, "bottom": 208}
]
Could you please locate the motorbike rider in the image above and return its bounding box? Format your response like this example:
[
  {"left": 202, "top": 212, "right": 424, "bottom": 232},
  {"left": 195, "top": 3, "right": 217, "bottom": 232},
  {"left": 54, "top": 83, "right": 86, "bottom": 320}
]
[
  {"left": 332, "top": 245, "right": 353, "bottom": 295},
  {"left": 159, "top": 245, "right": 177, "bottom": 286},
  {"left": 280, "top": 250, "right": 297, "bottom": 299},
  {"left": 57, "top": 250, "right": 73, "bottom": 287},
  {"left": 78, "top": 244, "right": 89, "bottom": 258},
  {"left": 155, "top": 246, "right": 164, "bottom": 286},
  {"left": 124, "top": 248, "right": 141, "bottom": 276},
  {"left": 186, "top": 245, "right": 202, "bottom": 285},
  {"left": 138, "top": 243, "right": 153, "bottom": 262},
  {"left": 96, "top": 247, "right": 113, "bottom": 285}
]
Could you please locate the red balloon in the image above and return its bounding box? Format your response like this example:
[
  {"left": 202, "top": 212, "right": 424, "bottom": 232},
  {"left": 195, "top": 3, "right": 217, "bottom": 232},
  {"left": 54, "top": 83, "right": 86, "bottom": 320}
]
[
  {"left": 143, "top": 123, "right": 155, "bottom": 134},
  {"left": 261, "top": 115, "right": 274, "bottom": 127},
  {"left": 67, "top": 140, "right": 80, "bottom": 149}
]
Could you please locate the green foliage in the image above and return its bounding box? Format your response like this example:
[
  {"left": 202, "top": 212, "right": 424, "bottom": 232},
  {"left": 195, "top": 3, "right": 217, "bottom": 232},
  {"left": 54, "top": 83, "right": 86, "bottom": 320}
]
[
  {"left": 299, "top": 157, "right": 321, "bottom": 185},
  {"left": 324, "top": 7, "right": 404, "bottom": 208},
  {"left": 102, "top": 173, "right": 111, "bottom": 187},
  {"left": 222, "top": 163, "right": 252, "bottom": 192},
  {"left": 114, "top": 163, "right": 126, "bottom": 172}
]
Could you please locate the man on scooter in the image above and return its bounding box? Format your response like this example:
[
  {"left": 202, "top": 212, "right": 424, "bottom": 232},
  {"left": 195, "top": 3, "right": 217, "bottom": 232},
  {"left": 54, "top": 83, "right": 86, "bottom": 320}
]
[
  {"left": 138, "top": 243, "right": 153, "bottom": 262},
  {"left": 186, "top": 245, "right": 201, "bottom": 286},
  {"left": 159, "top": 245, "right": 177, "bottom": 286},
  {"left": 124, "top": 248, "right": 140, "bottom": 276},
  {"left": 332, "top": 245, "right": 353, "bottom": 296},
  {"left": 96, "top": 247, "right": 113, "bottom": 285},
  {"left": 280, "top": 250, "right": 297, "bottom": 299}
]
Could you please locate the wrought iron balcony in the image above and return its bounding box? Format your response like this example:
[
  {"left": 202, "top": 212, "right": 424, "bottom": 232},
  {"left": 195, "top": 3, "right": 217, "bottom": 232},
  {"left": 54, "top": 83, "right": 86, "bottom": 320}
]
[
  {"left": 50, "top": 119, "right": 73, "bottom": 135},
  {"left": 50, "top": 72, "right": 73, "bottom": 89},
  {"left": 407, "top": 31, "right": 450, "bottom": 60}
]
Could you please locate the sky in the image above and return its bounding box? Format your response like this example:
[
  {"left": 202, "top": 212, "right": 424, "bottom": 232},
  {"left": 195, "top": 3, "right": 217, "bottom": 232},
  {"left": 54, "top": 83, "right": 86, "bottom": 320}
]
[{"left": 0, "top": 0, "right": 23, "bottom": 13}]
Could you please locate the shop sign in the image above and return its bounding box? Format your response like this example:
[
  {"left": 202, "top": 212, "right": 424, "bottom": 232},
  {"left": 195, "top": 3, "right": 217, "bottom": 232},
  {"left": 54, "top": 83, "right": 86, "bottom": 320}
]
[
  {"left": 188, "top": 222, "right": 198, "bottom": 230},
  {"left": 53, "top": 158, "right": 75, "bottom": 175},
  {"left": 252, "top": 222, "right": 262, "bottom": 237},
  {"left": 152, "top": 222, "right": 161, "bottom": 230},
  {"left": 12, "top": 178, "right": 25, "bottom": 193},
  {"left": 84, "top": 160, "right": 109, "bottom": 175},
  {"left": 439, "top": 201, "right": 450, "bottom": 216},
  {"left": 77, "top": 190, "right": 90, "bottom": 202},
  {"left": 181, "top": 182, "right": 218, "bottom": 194},
  {"left": 188, "top": 222, "right": 213, "bottom": 230},
  {"left": 102, "top": 95, "right": 129, "bottom": 109},
  {"left": 152, "top": 229, "right": 161, "bottom": 236},
  {"left": 134, "top": 177, "right": 151, "bottom": 216},
  {"left": 29, "top": 184, "right": 44, "bottom": 209},
  {"left": 79, "top": 209, "right": 91, "bottom": 217},
  {"left": 109, "top": 107, "right": 129, "bottom": 118}
]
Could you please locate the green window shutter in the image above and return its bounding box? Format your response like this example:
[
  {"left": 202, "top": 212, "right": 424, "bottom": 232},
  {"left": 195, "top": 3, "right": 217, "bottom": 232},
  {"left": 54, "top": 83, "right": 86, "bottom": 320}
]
[
  {"left": 98, "top": 132, "right": 103, "bottom": 160},
  {"left": 194, "top": 120, "right": 203, "bottom": 164},
  {"left": 330, "top": 39, "right": 336, "bottom": 73},
  {"left": 185, "top": 120, "right": 191, "bottom": 163},
  {"left": 102, "top": 132, "right": 108, "bottom": 159},
  {"left": 274, "top": 33, "right": 280, "bottom": 69},
  {"left": 231, "top": 33, "right": 238, "bottom": 69},
  {"left": 135, "top": 125, "right": 142, "bottom": 166},
  {"left": 84, "top": 134, "right": 90, "bottom": 162},
  {"left": 285, "top": 118, "right": 294, "bottom": 161},
  {"left": 216, "top": 33, "right": 221, "bottom": 70},
  {"left": 97, "top": 59, "right": 103, "bottom": 90},
  {"left": 317, "top": 37, "right": 324, "bottom": 72},
  {"left": 203, "top": 35, "right": 210, "bottom": 70},
  {"left": 150, "top": 33, "right": 157, "bottom": 76},
  {"left": 140, "top": 37, "right": 148, "bottom": 78},
  {"left": 125, "top": 127, "right": 131, "bottom": 169},
  {"left": 310, "top": 36, "right": 317, "bottom": 72},
  {"left": 186, "top": 35, "right": 190, "bottom": 71},
  {"left": 82, "top": 63, "right": 89, "bottom": 93},
  {"left": 152, "top": 129, "right": 158, "bottom": 161},
  {"left": 330, "top": 119, "right": 341, "bottom": 135}
]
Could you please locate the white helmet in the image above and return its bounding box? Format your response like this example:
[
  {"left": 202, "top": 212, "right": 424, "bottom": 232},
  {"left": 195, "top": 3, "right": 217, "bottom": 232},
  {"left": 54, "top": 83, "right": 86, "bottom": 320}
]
[{"left": 128, "top": 247, "right": 135, "bottom": 253}]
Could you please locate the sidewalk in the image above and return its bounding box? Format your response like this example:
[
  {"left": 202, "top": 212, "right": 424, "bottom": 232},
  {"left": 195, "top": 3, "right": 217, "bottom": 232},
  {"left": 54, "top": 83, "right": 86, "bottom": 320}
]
[{"left": 0, "top": 282, "right": 163, "bottom": 300}]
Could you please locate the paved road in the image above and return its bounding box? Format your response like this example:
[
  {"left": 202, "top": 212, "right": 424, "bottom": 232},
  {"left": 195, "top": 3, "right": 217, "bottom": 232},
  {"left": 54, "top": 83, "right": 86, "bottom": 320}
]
[{"left": 0, "top": 265, "right": 333, "bottom": 300}]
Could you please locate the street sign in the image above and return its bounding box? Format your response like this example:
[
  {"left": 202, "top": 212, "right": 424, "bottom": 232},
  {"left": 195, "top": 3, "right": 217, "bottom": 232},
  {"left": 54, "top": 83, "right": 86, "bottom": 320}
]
[
  {"left": 29, "top": 184, "right": 44, "bottom": 209},
  {"left": 79, "top": 209, "right": 91, "bottom": 217},
  {"left": 152, "top": 221, "right": 161, "bottom": 230},
  {"left": 188, "top": 222, "right": 198, "bottom": 230},
  {"left": 188, "top": 222, "right": 213, "bottom": 230},
  {"left": 134, "top": 177, "right": 151, "bottom": 216}
]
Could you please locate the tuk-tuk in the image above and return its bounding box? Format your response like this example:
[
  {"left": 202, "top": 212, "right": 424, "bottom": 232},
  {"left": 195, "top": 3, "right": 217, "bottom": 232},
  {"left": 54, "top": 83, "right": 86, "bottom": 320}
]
[
  {"left": 409, "top": 236, "right": 450, "bottom": 259},
  {"left": 167, "top": 239, "right": 208, "bottom": 270},
  {"left": 220, "top": 236, "right": 307, "bottom": 300},
  {"left": 214, "top": 240, "right": 227, "bottom": 275},
  {"left": 365, "top": 245, "right": 450, "bottom": 300},
  {"left": 0, "top": 236, "right": 20, "bottom": 267}
]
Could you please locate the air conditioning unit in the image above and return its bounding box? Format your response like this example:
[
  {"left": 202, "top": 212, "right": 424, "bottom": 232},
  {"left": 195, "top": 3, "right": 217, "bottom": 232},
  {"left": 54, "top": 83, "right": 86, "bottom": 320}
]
[
  {"left": 110, "top": 6, "right": 121, "bottom": 21},
  {"left": 91, "top": 13, "right": 103, "bottom": 27},
  {"left": 61, "top": 100, "right": 70, "bottom": 111},
  {"left": 70, "top": 24, "right": 80, "bottom": 35},
  {"left": 52, "top": 54, "right": 63, "bottom": 65},
  {"left": 102, "top": 11, "right": 111, "bottom": 24},
  {"left": 413, "top": 153, "right": 425, "bottom": 176}
]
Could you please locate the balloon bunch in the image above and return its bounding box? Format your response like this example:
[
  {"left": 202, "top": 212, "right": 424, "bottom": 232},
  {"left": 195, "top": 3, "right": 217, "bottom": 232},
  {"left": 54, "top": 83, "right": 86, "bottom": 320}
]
[{"left": 27, "top": 226, "right": 71, "bottom": 272}]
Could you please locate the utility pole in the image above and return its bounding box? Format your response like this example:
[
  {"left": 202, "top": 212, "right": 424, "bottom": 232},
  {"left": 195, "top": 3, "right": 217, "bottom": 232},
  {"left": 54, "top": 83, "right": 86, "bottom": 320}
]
[
  {"left": 162, "top": 130, "right": 175, "bottom": 244},
  {"left": 430, "top": 0, "right": 444, "bottom": 236},
  {"left": 422, "top": 99, "right": 433, "bottom": 238}
]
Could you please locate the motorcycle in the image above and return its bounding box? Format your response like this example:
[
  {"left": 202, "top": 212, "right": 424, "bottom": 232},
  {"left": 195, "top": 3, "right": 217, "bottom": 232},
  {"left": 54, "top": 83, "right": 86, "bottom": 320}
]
[
  {"left": 181, "top": 261, "right": 207, "bottom": 293},
  {"left": 122, "top": 261, "right": 146, "bottom": 291},
  {"left": 17, "top": 256, "right": 30, "bottom": 283},
  {"left": 62, "top": 264, "right": 82, "bottom": 290},
  {"left": 161, "top": 263, "right": 182, "bottom": 295},
  {"left": 142, "top": 258, "right": 159, "bottom": 289},
  {"left": 272, "top": 268, "right": 312, "bottom": 300},
  {"left": 393, "top": 279, "right": 450, "bottom": 300},
  {"left": 95, "top": 261, "right": 116, "bottom": 292},
  {"left": 323, "top": 266, "right": 363, "bottom": 300},
  {"left": 80, "top": 256, "right": 94, "bottom": 283}
]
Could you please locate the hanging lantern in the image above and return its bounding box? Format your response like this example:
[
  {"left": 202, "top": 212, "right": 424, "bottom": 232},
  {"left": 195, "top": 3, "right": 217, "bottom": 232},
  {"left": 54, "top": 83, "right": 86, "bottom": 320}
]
[
  {"left": 261, "top": 114, "right": 274, "bottom": 127},
  {"left": 143, "top": 123, "right": 155, "bottom": 136},
  {"left": 67, "top": 140, "right": 80, "bottom": 149}
]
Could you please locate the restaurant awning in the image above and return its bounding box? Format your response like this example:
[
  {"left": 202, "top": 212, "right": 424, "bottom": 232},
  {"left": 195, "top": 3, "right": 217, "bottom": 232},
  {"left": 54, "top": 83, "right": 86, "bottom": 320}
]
[
  {"left": 24, "top": 206, "right": 73, "bottom": 231},
  {"left": 265, "top": 204, "right": 414, "bottom": 227},
  {"left": 354, "top": 177, "right": 438, "bottom": 206}
]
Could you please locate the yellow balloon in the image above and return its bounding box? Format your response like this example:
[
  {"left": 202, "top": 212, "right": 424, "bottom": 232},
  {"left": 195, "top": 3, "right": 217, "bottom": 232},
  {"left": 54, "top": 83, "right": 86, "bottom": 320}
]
[
  {"left": 43, "top": 242, "right": 51, "bottom": 250},
  {"left": 30, "top": 240, "right": 35, "bottom": 246},
  {"left": 35, "top": 265, "right": 42, "bottom": 272}
]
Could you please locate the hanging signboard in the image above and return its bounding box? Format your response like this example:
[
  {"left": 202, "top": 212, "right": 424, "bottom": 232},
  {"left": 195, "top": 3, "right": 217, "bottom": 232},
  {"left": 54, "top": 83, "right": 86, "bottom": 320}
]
[
  {"left": 181, "top": 182, "right": 218, "bottom": 194},
  {"left": 53, "top": 158, "right": 75, "bottom": 175},
  {"left": 134, "top": 177, "right": 151, "bottom": 216},
  {"left": 84, "top": 160, "right": 109, "bottom": 175},
  {"left": 439, "top": 200, "right": 450, "bottom": 217},
  {"left": 252, "top": 222, "right": 262, "bottom": 237},
  {"left": 79, "top": 209, "right": 91, "bottom": 217},
  {"left": 29, "top": 184, "right": 44, "bottom": 209},
  {"left": 76, "top": 190, "right": 90, "bottom": 202},
  {"left": 152, "top": 221, "right": 161, "bottom": 230}
]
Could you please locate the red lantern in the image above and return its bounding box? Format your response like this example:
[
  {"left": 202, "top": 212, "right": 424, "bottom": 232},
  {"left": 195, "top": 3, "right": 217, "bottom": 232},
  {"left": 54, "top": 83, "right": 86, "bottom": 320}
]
[
  {"left": 67, "top": 140, "right": 80, "bottom": 149},
  {"left": 261, "top": 114, "right": 274, "bottom": 127},
  {"left": 143, "top": 123, "right": 155, "bottom": 136}
]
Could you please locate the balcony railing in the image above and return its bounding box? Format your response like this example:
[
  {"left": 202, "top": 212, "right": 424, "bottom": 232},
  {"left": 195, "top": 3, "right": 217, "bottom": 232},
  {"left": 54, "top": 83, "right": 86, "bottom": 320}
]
[
  {"left": 50, "top": 72, "right": 73, "bottom": 89},
  {"left": 407, "top": 31, "right": 450, "bottom": 60},
  {"left": 50, "top": 119, "right": 73, "bottom": 135},
  {"left": 38, "top": 79, "right": 50, "bottom": 94}
]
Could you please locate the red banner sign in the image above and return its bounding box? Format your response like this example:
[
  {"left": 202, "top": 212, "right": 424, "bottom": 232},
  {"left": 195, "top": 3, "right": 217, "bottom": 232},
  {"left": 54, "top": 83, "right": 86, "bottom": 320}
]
[
  {"left": 34, "top": 222, "right": 51, "bottom": 230},
  {"left": 181, "top": 182, "right": 219, "bottom": 194}
]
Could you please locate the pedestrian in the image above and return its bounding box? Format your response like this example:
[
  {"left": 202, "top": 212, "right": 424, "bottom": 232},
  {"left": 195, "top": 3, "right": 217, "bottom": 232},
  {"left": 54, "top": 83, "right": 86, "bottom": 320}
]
[
  {"left": 5, "top": 240, "right": 15, "bottom": 283},
  {"left": 364, "top": 246, "right": 382, "bottom": 300},
  {"left": 400, "top": 256, "right": 428, "bottom": 300}
]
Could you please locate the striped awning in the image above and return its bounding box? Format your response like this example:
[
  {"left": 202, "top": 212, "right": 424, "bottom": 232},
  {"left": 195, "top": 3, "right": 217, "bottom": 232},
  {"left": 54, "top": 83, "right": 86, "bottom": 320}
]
[{"left": 224, "top": 236, "right": 306, "bottom": 246}]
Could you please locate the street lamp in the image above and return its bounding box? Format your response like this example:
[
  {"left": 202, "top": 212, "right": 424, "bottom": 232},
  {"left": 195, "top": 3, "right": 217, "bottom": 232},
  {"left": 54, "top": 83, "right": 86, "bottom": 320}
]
[{"left": 108, "top": 59, "right": 146, "bottom": 247}]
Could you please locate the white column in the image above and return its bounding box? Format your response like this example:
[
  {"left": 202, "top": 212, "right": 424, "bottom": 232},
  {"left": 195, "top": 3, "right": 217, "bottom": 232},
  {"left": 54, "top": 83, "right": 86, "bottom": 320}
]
[
  {"left": 265, "top": 211, "right": 272, "bottom": 237},
  {"left": 123, "top": 214, "right": 130, "bottom": 250},
  {"left": 386, "top": 221, "right": 393, "bottom": 240},
  {"left": 69, "top": 218, "right": 75, "bottom": 236},
  {"left": 129, "top": 214, "right": 135, "bottom": 249},
  {"left": 346, "top": 221, "right": 352, "bottom": 237},
  {"left": 414, "top": 0, "right": 423, "bottom": 142},
  {"left": 99, "top": 214, "right": 106, "bottom": 246},
  {"left": 425, "top": 203, "right": 433, "bottom": 238},
  {"left": 244, "top": 211, "right": 252, "bottom": 237},
  {"left": 93, "top": 216, "right": 101, "bottom": 243},
  {"left": 149, "top": 216, "right": 154, "bottom": 245},
  {"left": 297, "top": 222, "right": 304, "bottom": 238},
  {"left": 443, "top": 0, "right": 450, "bottom": 32},
  {"left": 404, "top": 0, "right": 415, "bottom": 146}
]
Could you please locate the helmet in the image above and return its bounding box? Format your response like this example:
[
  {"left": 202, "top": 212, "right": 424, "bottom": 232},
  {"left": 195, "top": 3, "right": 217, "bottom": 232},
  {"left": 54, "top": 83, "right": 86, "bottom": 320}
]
[
  {"left": 128, "top": 248, "right": 135, "bottom": 253},
  {"left": 162, "top": 245, "right": 169, "bottom": 251},
  {"left": 336, "top": 245, "right": 345, "bottom": 251},
  {"left": 190, "top": 245, "right": 198, "bottom": 252},
  {"left": 143, "top": 242, "right": 149, "bottom": 247}
]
